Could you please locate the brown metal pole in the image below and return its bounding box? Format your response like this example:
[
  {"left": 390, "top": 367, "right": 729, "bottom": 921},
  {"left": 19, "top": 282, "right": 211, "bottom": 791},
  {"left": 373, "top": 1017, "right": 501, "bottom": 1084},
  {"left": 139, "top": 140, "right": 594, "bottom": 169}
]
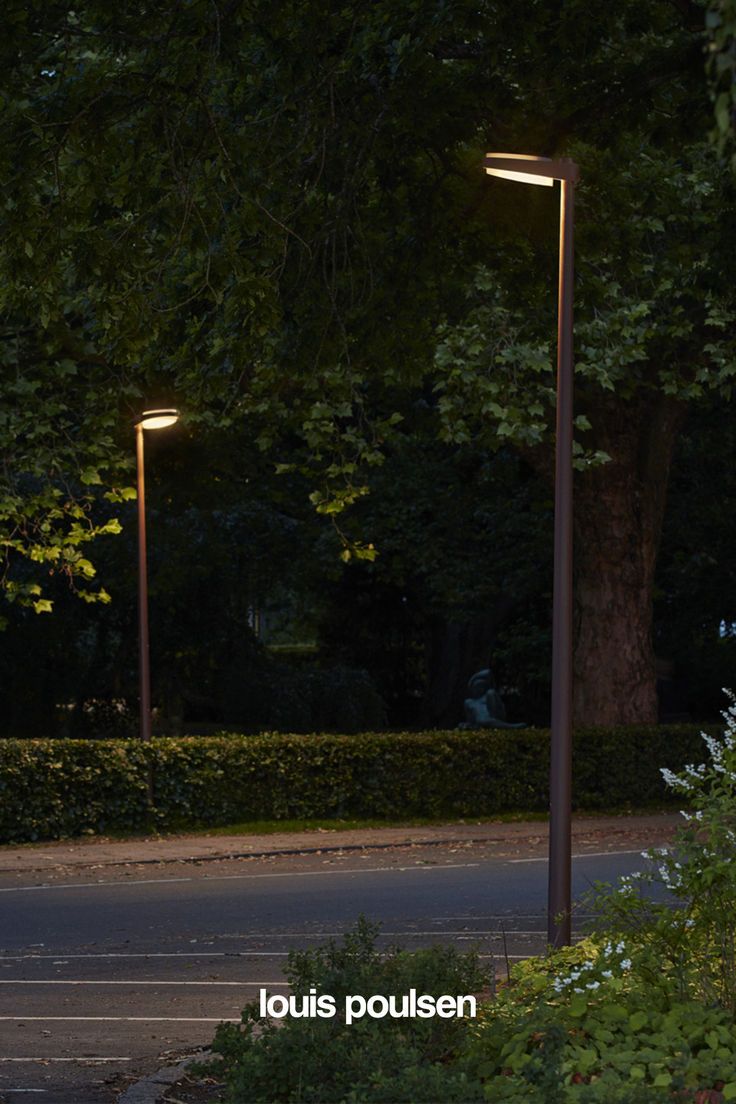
[
  {"left": 548, "top": 175, "right": 575, "bottom": 948},
  {"left": 136, "top": 423, "right": 152, "bottom": 745}
]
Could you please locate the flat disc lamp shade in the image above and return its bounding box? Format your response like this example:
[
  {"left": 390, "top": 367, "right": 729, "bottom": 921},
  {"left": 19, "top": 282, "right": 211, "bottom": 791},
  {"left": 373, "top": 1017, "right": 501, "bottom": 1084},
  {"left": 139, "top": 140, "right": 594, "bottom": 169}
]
[
  {"left": 138, "top": 408, "right": 179, "bottom": 430},
  {"left": 484, "top": 153, "right": 579, "bottom": 187}
]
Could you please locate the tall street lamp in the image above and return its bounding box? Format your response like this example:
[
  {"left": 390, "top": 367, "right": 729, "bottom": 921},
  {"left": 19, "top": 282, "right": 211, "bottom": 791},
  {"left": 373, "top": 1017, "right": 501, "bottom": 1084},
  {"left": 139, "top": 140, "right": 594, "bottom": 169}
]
[
  {"left": 135, "top": 408, "right": 179, "bottom": 746},
  {"left": 483, "top": 153, "right": 579, "bottom": 948}
]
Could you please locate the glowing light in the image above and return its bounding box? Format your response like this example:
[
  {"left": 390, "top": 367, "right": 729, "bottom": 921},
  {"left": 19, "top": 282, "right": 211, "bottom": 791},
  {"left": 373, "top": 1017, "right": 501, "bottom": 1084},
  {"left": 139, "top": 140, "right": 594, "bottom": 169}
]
[
  {"left": 484, "top": 153, "right": 555, "bottom": 187},
  {"left": 138, "top": 409, "right": 179, "bottom": 430}
]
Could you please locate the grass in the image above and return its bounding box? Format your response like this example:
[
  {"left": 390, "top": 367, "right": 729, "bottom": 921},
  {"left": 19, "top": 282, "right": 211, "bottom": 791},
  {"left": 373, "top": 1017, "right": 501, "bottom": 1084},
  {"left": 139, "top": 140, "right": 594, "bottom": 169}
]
[
  {"left": 200, "top": 812, "right": 549, "bottom": 836},
  {"left": 4, "top": 804, "right": 676, "bottom": 848},
  {"left": 93, "top": 812, "right": 547, "bottom": 841},
  {"left": 99, "top": 803, "right": 674, "bottom": 841}
]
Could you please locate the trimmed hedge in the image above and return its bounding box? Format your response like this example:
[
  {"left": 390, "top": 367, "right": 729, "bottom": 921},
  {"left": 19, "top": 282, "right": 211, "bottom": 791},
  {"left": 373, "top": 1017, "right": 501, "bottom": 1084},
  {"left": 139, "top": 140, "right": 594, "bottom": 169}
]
[{"left": 0, "top": 724, "right": 718, "bottom": 843}]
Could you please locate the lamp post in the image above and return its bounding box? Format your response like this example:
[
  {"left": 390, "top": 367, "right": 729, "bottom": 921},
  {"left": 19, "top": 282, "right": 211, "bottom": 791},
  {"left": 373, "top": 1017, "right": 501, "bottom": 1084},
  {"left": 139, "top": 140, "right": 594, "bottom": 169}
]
[
  {"left": 483, "top": 153, "right": 579, "bottom": 948},
  {"left": 135, "top": 409, "right": 179, "bottom": 745}
]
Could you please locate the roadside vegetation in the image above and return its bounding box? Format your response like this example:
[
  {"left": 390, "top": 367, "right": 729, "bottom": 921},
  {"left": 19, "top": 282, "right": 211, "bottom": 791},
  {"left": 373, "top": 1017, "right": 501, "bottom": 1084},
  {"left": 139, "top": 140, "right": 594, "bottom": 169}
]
[
  {"left": 199, "top": 699, "right": 736, "bottom": 1102},
  {"left": 0, "top": 724, "right": 714, "bottom": 843}
]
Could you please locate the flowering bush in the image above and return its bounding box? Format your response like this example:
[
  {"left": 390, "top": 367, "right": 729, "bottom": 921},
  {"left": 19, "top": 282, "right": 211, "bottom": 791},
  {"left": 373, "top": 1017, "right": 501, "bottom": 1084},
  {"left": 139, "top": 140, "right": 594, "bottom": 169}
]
[
  {"left": 461, "top": 693, "right": 736, "bottom": 1101},
  {"left": 592, "top": 690, "right": 736, "bottom": 1014},
  {"left": 464, "top": 934, "right": 736, "bottom": 1101}
]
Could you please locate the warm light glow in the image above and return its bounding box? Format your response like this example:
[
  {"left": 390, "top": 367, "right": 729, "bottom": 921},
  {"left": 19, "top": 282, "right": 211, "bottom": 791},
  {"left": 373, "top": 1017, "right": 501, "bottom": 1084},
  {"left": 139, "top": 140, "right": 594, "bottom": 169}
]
[
  {"left": 485, "top": 167, "right": 554, "bottom": 187},
  {"left": 138, "top": 408, "right": 179, "bottom": 430},
  {"left": 484, "top": 152, "right": 554, "bottom": 187}
]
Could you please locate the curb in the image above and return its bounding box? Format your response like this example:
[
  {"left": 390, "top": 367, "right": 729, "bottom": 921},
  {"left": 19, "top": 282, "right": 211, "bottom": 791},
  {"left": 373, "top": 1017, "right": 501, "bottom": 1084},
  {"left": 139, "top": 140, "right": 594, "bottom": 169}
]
[
  {"left": 0, "top": 834, "right": 513, "bottom": 875},
  {"left": 0, "top": 814, "right": 681, "bottom": 876},
  {"left": 117, "top": 1051, "right": 205, "bottom": 1104}
]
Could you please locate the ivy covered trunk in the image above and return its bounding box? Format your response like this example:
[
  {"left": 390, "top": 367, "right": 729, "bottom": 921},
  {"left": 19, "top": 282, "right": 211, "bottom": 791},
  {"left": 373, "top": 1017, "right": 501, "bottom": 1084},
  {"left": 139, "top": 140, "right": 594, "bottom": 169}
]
[{"left": 572, "top": 395, "right": 685, "bottom": 726}]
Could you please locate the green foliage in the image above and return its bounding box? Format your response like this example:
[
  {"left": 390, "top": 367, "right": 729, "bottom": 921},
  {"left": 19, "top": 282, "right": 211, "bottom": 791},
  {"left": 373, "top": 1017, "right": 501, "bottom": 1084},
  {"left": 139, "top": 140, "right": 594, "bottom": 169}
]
[
  {"left": 590, "top": 693, "right": 736, "bottom": 1015},
  {"left": 208, "top": 917, "right": 485, "bottom": 1103},
  {"left": 707, "top": 0, "right": 736, "bottom": 171},
  {"left": 457, "top": 693, "right": 736, "bottom": 1101},
  {"left": 2, "top": 0, "right": 731, "bottom": 608},
  {"left": 436, "top": 143, "right": 736, "bottom": 459},
  {"left": 0, "top": 723, "right": 715, "bottom": 843},
  {"left": 187, "top": 698, "right": 736, "bottom": 1102},
  {"left": 463, "top": 938, "right": 736, "bottom": 1101}
]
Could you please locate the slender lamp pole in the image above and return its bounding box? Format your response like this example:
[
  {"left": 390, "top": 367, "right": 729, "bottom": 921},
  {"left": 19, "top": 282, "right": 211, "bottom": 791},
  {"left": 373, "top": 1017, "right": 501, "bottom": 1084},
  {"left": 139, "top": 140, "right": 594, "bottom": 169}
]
[
  {"left": 135, "top": 409, "right": 179, "bottom": 748},
  {"left": 483, "top": 153, "right": 579, "bottom": 948}
]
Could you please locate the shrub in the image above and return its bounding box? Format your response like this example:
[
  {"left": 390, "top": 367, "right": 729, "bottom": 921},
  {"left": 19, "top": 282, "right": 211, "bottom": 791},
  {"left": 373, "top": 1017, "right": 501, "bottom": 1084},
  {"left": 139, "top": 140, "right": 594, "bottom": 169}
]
[
  {"left": 0, "top": 723, "right": 716, "bottom": 843},
  {"left": 462, "top": 693, "right": 736, "bottom": 1101},
  {"left": 463, "top": 938, "right": 736, "bottom": 1101},
  {"left": 207, "top": 917, "right": 486, "bottom": 1103},
  {"left": 186, "top": 703, "right": 736, "bottom": 1104},
  {"left": 589, "top": 691, "right": 736, "bottom": 1015}
]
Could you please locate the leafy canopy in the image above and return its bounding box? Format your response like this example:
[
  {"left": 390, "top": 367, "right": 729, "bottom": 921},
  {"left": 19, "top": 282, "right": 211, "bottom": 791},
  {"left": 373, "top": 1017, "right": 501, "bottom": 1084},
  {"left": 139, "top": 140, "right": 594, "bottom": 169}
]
[{"left": 1, "top": 0, "right": 734, "bottom": 612}]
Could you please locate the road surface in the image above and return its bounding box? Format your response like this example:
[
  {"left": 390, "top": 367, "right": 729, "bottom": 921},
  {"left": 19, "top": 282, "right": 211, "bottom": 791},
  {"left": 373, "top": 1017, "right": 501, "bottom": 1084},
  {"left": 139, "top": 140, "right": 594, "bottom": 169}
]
[{"left": 0, "top": 838, "right": 660, "bottom": 1103}]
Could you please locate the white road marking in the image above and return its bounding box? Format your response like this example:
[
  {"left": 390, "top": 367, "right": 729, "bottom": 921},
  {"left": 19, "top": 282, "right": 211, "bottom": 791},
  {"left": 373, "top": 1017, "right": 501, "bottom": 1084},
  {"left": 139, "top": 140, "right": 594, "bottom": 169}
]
[
  {"left": 205, "top": 929, "right": 553, "bottom": 937},
  {"left": 0, "top": 862, "right": 479, "bottom": 893},
  {"left": 2, "top": 952, "right": 289, "bottom": 960},
  {"left": 0, "top": 878, "right": 192, "bottom": 893},
  {"left": 0, "top": 942, "right": 544, "bottom": 967},
  {"left": 484, "top": 954, "right": 535, "bottom": 959},
  {"left": 0, "top": 1057, "right": 131, "bottom": 1063},
  {"left": 431, "top": 914, "right": 593, "bottom": 920},
  {"left": 508, "top": 849, "right": 649, "bottom": 863},
  {"left": 0, "top": 1017, "right": 241, "bottom": 1023},
  {"left": 0, "top": 979, "right": 285, "bottom": 986}
]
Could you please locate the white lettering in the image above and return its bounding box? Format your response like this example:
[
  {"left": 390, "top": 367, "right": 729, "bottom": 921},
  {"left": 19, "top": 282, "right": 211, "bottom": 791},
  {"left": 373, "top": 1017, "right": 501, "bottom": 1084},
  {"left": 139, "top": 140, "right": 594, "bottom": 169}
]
[
  {"left": 345, "top": 994, "right": 366, "bottom": 1025},
  {"left": 260, "top": 989, "right": 477, "bottom": 1022}
]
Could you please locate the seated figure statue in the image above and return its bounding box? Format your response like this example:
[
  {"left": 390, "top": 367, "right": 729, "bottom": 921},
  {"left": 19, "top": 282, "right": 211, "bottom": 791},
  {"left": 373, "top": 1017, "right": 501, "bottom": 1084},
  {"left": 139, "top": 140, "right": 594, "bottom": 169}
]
[{"left": 459, "top": 668, "right": 525, "bottom": 729}]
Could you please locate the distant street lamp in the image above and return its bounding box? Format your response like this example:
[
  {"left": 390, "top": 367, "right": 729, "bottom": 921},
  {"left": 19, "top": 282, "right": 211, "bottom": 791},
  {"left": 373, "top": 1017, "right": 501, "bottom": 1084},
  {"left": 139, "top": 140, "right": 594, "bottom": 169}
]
[
  {"left": 484, "top": 153, "right": 579, "bottom": 948},
  {"left": 135, "top": 409, "right": 179, "bottom": 745}
]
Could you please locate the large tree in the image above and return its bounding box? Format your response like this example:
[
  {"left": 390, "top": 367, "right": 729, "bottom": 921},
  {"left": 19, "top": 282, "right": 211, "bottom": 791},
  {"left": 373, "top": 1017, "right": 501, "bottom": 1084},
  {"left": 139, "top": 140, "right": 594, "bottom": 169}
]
[{"left": 2, "top": 0, "right": 735, "bottom": 722}]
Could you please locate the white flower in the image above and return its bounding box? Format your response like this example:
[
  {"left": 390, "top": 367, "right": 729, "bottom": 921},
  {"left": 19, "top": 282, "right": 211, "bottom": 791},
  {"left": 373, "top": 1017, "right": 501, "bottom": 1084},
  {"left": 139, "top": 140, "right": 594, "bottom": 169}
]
[
  {"left": 586, "top": 981, "right": 600, "bottom": 990},
  {"left": 620, "top": 958, "right": 632, "bottom": 970},
  {"left": 602, "top": 970, "right": 613, "bottom": 979}
]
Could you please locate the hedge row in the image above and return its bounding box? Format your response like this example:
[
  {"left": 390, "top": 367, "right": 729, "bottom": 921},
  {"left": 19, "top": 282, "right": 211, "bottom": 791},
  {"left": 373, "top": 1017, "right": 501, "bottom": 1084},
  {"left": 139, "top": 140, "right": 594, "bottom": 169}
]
[{"left": 0, "top": 724, "right": 718, "bottom": 843}]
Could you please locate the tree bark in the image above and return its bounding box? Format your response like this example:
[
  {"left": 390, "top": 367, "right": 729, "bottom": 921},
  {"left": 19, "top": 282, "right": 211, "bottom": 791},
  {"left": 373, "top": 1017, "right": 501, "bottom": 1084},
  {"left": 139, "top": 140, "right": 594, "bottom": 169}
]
[{"left": 572, "top": 394, "right": 685, "bottom": 725}]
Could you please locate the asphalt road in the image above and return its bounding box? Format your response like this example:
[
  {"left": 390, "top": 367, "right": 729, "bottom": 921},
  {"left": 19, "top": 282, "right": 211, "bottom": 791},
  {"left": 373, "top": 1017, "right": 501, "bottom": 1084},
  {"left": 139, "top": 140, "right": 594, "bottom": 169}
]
[{"left": 0, "top": 840, "right": 658, "bottom": 1104}]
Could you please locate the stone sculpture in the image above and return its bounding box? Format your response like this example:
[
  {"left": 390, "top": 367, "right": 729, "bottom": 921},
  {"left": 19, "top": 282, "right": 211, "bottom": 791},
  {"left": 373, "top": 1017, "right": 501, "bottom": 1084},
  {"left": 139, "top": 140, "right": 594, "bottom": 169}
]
[{"left": 459, "top": 668, "right": 525, "bottom": 729}]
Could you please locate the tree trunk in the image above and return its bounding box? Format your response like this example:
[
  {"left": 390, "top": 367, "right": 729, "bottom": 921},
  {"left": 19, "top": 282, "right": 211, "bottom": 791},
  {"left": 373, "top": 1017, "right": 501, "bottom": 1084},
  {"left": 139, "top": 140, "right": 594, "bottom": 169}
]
[{"left": 572, "top": 395, "right": 685, "bottom": 725}]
